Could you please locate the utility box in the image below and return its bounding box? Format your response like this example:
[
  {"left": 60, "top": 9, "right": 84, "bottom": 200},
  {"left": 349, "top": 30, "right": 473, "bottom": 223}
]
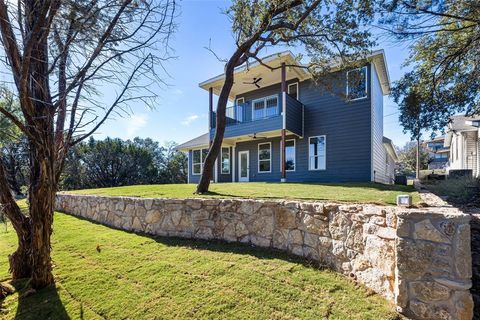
[{"left": 396, "top": 195, "right": 412, "bottom": 207}]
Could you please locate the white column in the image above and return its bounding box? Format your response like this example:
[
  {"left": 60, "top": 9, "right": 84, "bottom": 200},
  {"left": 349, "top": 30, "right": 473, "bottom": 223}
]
[
  {"left": 187, "top": 151, "right": 190, "bottom": 184},
  {"left": 214, "top": 158, "right": 218, "bottom": 183},
  {"left": 232, "top": 145, "right": 236, "bottom": 183}
]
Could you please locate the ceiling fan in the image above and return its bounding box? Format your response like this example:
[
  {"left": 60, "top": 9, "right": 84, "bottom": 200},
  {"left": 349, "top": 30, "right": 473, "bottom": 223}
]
[
  {"left": 248, "top": 133, "right": 267, "bottom": 140},
  {"left": 243, "top": 77, "right": 263, "bottom": 88}
]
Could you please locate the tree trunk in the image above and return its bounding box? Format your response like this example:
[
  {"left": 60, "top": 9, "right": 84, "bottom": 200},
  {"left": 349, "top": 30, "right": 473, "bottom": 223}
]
[
  {"left": 196, "top": 53, "right": 244, "bottom": 194},
  {"left": 28, "top": 143, "right": 56, "bottom": 289},
  {"left": 0, "top": 159, "right": 32, "bottom": 279},
  {"left": 416, "top": 136, "right": 421, "bottom": 179},
  {"left": 8, "top": 223, "right": 32, "bottom": 279}
]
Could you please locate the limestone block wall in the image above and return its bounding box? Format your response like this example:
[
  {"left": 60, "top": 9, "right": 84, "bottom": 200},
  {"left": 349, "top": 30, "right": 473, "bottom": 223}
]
[{"left": 55, "top": 194, "right": 473, "bottom": 319}]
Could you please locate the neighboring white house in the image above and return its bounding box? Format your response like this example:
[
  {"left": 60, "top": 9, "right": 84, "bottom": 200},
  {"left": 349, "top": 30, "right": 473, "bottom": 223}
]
[{"left": 444, "top": 115, "right": 480, "bottom": 177}]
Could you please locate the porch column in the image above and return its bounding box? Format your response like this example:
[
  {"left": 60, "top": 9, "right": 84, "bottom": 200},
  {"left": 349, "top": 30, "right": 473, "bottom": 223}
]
[
  {"left": 281, "top": 62, "right": 287, "bottom": 183},
  {"left": 209, "top": 87, "right": 213, "bottom": 132},
  {"left": 232, "top": 145, "right": 236, "bottom": 182},
  {"left": 214, "top": 158, "right": 218, "bottom": 183}
]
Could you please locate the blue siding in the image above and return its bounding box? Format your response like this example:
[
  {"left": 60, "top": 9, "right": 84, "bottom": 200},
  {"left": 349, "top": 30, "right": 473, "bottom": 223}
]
[
  {"left": 192, "top": 63, "right": 380, "bottom": 183},
  {"left": 285, "top": 95, "right": 303, "bottom": 136},
  {"left": 215, "top": 116, "right": 283, "bottom": 139},
  {"left": 188, "top": 147, "right": 233, "bottom": 184}
]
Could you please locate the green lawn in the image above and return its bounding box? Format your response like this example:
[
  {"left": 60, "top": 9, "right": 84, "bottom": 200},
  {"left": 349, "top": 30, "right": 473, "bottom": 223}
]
[
  {"left": 0, "top": 213, "right": 397, "bottom": 319},
  {"left": 68, "top": 182, "right": 420, "bottom": 206}
]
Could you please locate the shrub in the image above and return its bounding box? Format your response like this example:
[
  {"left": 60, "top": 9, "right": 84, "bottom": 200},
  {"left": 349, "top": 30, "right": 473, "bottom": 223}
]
[{"left": 425, "top": 177, "right": 480, "bottom": 205}]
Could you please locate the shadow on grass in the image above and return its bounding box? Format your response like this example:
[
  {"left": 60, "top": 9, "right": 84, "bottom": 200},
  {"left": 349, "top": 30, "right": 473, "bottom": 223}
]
[
  {"left": 65, "top": 212, "right": 330, "bottom": 272},
  {"left": 8, "top": 279, "right": 71, "bottom": 320}
]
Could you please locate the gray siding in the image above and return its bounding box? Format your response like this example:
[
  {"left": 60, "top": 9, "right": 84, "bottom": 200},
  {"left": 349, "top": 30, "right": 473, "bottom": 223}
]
[
  {"left": 192, "top": 63, "right": 386, "bottom": 184},
  {"left": 371, "top": 64, "right": 388, "bottom": 183},
  {"left": 188, "top": 147, "right": 233, "bottom": 184},
  {"left": 285, "top": 94, "right": 303, "bottom": 136}
]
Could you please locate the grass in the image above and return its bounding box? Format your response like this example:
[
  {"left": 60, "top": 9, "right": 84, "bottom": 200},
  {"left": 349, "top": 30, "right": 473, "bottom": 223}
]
[
  {"left": 67, "top": 182, "right": 420, "bottom": 206},
  {"left": 0, "top": 213, "right": 398, "bottom": 319}
]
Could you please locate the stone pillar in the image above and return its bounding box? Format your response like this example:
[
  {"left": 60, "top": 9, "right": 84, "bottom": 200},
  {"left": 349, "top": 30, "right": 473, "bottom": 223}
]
[{"left": 395, "top": 210, "right": 473, "bottom": 320}]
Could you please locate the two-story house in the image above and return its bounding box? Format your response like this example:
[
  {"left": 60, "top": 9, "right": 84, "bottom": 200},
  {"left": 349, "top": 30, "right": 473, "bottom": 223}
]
[
  {"left": 424, "top": 136, "right": 449, "bottom": 170},
  {"left": 444, "top": 115, "right": 480, "bottom": 177},
  {"left": 177, "top": 51, "right": 398, "bottom": 184}
]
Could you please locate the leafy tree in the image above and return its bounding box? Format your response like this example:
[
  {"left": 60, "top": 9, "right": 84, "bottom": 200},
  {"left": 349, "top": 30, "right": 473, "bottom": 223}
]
[
  {"left": 58, "top": 138, "right": 187, "bottom": 190},
  {"left": 197, "top": 0, "right": 377, "bottom": 193},
  {"left": 396, "top": 141, "right": 430, "bottom": 176},
  {"left": 380, "top": 0, "right": 480, "bottom": 130},
  {"left": 78, "top": 138, "right": 159, "bottom": 188},
  {"left": 159, "top": 141, "right": 188, "bottom": 184},
  {"left": 0, "top": 0, "right": 175, "bottom": 289},
  {"left": 391, "top": 76, "right": 434, "bottom": 178},
  {"left": 0, "top": 89, "right": 28, "bottom": 195}
]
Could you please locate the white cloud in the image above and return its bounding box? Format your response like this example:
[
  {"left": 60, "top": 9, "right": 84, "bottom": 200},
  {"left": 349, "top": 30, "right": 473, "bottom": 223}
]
[
  {"left": 126, "top": 114, "right": 148, "bottom": 138},
  {"left": 172, "top": 88, "right": 183, "bottom": 95},
  {"left": 181, "top": 114, "right": 199, "bottom": 126}
]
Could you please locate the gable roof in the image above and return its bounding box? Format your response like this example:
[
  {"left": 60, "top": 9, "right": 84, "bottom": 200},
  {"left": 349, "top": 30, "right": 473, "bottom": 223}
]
[
  {"left": 176, "top": 133, "right": 209, "bottom": 152},
  {"left": 448, "top": 115, "right": 480, "bottom": 131},
  {"left": 382, "top": 136, "right": 398, "bottom": 162},
  {"left": 444, "top": 115, "right": 480, "bottom": 147},
  {"left": 199, "top": 50, "right": 391, "bottom": 100}
]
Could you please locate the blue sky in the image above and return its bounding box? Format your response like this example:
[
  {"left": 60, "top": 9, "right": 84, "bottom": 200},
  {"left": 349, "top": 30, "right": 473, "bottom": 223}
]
[{"left": 94, "top": 0, "right": 415, "bottom": 148}]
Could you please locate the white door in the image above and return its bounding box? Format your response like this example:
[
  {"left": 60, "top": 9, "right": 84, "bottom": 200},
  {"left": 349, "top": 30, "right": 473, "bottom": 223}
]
[{"left": 238, "top": 151, "right": 249, "bottom": 182}]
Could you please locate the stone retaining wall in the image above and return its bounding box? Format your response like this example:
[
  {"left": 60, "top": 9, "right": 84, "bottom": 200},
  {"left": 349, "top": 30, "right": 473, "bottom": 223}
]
[{"left": 55, "top": 194, "right": 473, "bottom": 319}]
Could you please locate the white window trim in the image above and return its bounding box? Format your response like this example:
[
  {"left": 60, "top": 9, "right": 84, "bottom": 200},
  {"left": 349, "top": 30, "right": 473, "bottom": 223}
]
[
  {"left": 258, "top": 142, "right": 272, "bottom": 173},
  {"left": 236, "top": 97, "right": 245, "bottom": 104},
  {"left": 346, "top": 66, "right": 368, "bottom": 101},
  {"left": 280, "top": 139, "right": 296, "bottom": 172},
  {"left": 221, "top": 147, "right": 230, "bottom": 174},
  {"left": 287, "top": 82, "right": 299, "bottom": 100},
  {"left": 251, "top": 94, "right": 279, "bottom": 120},
  {"left": 308, "top": 135, "right": 327, "bottom": 171},
  {"left": 191, "top": 148, "right": 207, "bottom": 175}
]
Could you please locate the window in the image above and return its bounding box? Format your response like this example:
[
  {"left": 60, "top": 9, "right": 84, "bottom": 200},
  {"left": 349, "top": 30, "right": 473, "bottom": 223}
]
[
  {"left": 347, "top": 67, "right": 367, "bottom": 100},
  {"left": 221, "top": 147, "right": 230, "bottom": 174},
  {"left": 288, "top": 83, "right": 299, "bottom": 100},
  {"left": 192, "top": 148, "right": 208, "bottom": 175},
  {"left": 258, "top": 142, "right": 271, "bottom": 173},
  {"left": 252, "top": 95, "right": 278, "bottom": 120},
  {"left": 309, "top": 136, "right": 326, "bottom": 170},
  {"left": 280, "top": 139, "right": 296, "bottom": 171}
]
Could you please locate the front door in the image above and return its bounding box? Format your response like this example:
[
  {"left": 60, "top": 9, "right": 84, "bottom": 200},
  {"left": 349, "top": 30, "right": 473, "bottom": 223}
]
[{"left": 238, "top": 151, "right": 249, "bottom": 182}]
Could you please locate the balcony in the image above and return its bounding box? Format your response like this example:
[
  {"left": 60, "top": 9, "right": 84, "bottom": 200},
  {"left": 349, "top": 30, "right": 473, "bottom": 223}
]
[{"left": 211, "top": 93, "right": 304, "bottom": 139}]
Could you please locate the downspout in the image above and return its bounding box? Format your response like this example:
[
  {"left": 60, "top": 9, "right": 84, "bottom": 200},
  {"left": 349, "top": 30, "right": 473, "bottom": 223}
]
[
  {"left": 232, "top": 145, "right": 236, "bottom": 182},
  {"left": 281, "top": 62, "right": 287, "bottom": 183}
]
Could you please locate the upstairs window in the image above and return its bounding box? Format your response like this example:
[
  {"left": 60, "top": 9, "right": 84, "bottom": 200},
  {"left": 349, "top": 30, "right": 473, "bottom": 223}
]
[
  {"left": 347, "top": 67, "right": 367, "bottom": 100},
  {"left": 192, "top": 148, "right": 208, "bottom": 175},
  {"left": 252, "top": 95, "right": 278, "bottom": 120},
  {"left": 258, "top": 142, "right": 272, "bottom": 173},
  {"left": 288, "top": 83, "right": 299, "bottom": 100},
  {"left": 221, "top": 147, "right": 230, "bottom": 174},
  {"left": 309, "top": 136, "right": 326, "bottom": 170}
]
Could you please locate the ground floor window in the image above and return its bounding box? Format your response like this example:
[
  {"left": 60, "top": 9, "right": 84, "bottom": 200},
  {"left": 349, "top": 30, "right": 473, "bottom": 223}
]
[
  {"left": 258, "top": 142, "right": 271, "bottom": 173},
  {"left": 280, "top": 139, "right": 296, "bottom": 171},
  {"left": 221, "top": 147, "right": 230, "bottom": 174},
  {"left": 309, "top": 136, "right": 326, "bottom": 170},
  {"left": 192, "top": 148, "right": 208, "bottom": 175}
]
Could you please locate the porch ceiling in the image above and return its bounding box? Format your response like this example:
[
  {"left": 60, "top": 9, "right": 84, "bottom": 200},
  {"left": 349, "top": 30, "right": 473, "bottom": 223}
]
[
  {"left": 199, "top": 52, "right": 309, "bottom": 101},
  {"left": 222, "top": 129, "right": 299, "bottom": 146}
]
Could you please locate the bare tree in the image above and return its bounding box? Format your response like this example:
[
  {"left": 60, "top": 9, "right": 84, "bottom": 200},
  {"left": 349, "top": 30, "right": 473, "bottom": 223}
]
[
  {"left": 0, "top": 0, "right": 176, "bottom": 289},
  {"left": 196, "top": 0, "right": 377, "bottom": 193}
]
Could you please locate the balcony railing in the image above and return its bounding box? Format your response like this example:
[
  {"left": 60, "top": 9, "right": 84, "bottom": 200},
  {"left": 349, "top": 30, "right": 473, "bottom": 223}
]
[
  {"left": 211, "top": 95, "right": 281, "bottom": 128},
  {"left": 211, "top": 93, "right": 304, "bottom": 138}
]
